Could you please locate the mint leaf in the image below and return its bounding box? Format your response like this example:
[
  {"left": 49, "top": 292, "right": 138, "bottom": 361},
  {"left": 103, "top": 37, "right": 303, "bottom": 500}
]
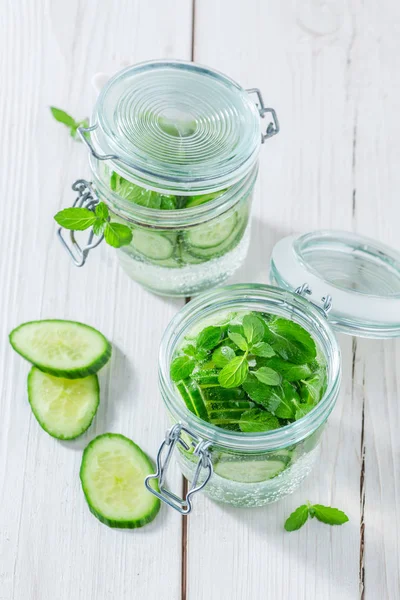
[
  {"left": 50, "top": 107, "right": 88, "bottom": 140},
  {"left": 212, "top": 346, "right": 235, "bottom": 368},
  {"left": 50, "top": 107, "right": 76, "bottom": 128},
  {"left": 300, "top": 370, "right": 327, "bottom": 405},
  {"left": 274, "top": 382, "right": 299, "bottom": 419},
  {"left": 170, "top": 356, "right": 196, "bottom": 382},
  {"left": 104, "top": 222, "right": 133, "bottom": 248},
  {"left": 160, "top": 195, "right": 178, "bottom": 210},
  {"left": 264, "top": 318, "right": 317, "bottom": 364},
  {"left": 311, "top": 505, "right": 349, "bottom": 525},
  {"left": 182, "top": 344, "right": 197, "bottom": 357},
  {"left": 228, "top": 331, "right": 248, "bottom": 351},
  {"left": 92, "top": 219, "right": 106, "bottom": 236},
  {"left": 251, "top": 342, "right": 275, "bottom": 358},
  {"left": 295, "top": 403, "right": 314, "bottom": 420},
  {"left": 260, "top": 357, "right": 312, "bottom": 381},
  {"left": 253, "top": 366, "right": 281, "bottom": 386},
  {"left": 196, "top": 326, "right": 222, "bottom": 351},
  {"left": 242, "top": 374, "right": 283, "bottom": 412},
  {"left": 54, "top": 207, "right": 96, "bottom": 230},
  {"left": 284, "top": 505, "right": 309, "bottom": 531},
  {"left": 243, "top": 314, "right": 265, "bottom": 346},
  {"left": 95, "top": 202, "right": 109, "bottom": 220},
  {"left": 218, "top": 356, "right": 249, "bottom": 389},
  {"left": 239, "top": 408, "right": 280, "bottom": 432}
]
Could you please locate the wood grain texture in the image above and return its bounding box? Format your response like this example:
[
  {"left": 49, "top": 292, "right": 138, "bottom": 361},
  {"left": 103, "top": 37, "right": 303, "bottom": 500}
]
[
  {"left": 1, "top": 0, "right": 399, "bottom": 599},
  {"left": 0, "top": 1, "right": 192, "bottom": 599}
]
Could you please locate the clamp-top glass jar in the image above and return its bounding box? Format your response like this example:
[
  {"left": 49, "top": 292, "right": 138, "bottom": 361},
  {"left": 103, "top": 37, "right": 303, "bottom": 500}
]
[
  {"left": 145, "top": 231, "right": 400, "bottom": 513},
  {"left": 57, "top": 60, "right": 279, "bottom": 296}
]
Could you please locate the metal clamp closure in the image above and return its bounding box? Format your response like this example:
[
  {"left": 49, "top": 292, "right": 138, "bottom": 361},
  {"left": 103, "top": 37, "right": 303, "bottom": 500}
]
[
  {"left": 57, "top": 179, "right": 104, "bottom": 267},
  {"left": 295, "top": 283, "right": 333, "bottom": 318},
  {"left": 145, "top": 423, "right": 213, "bottom": 515},
  {"left": 246, "top": 88, "right": 280, "bottom": 142}
]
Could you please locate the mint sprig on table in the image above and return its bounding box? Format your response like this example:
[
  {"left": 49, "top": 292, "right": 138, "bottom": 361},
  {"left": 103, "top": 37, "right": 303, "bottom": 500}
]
[
  {"left": 171, "top": 311, "right": 327, "bottom": 432},
  {"left": 50, "top": 107, "right": 89, "bottom": 140},
  {"left": 54, "top": 201, "right": 133, "bottom": 248},
  {"left": 284, "top": 502, "right": 349, "bottom": 531}
]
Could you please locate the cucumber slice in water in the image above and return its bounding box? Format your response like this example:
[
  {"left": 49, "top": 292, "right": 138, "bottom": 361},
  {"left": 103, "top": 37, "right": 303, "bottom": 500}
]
[
  {"left": 80, "top": 433, "right": 160, "bottom": 529},
  {"left": 185, "top": 212, "right": 237, "bottom": 249},
  {"left": 176, "top": 379, "right": 208, "bottom": 420},
  {"left": 9, "top": 320, "right": 111, "bottom": 379},
  {"left": 214, "top": 456, "right": 289, "bottom": 483},
  {"left": 28, "top": 367, "right": 99, "bottom": 439},
  {"left": 131, "top": 229, "right": 175, "bottom": 260}
]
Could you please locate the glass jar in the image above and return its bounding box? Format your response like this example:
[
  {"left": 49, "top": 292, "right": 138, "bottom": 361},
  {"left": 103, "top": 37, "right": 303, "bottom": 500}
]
[
  {"left": 145, "top": 230, "right": 400, "bottom": 513},
  {"left": 57, "top": 60, "right": 279, "bottom": 296}
]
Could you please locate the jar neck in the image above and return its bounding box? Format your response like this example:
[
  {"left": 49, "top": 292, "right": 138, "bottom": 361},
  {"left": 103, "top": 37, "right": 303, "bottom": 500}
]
[
  {"left": 159, "top": 284, "right": 342, "bottom": 451},
  {"left": 90, "top": 158, "right": 258, "bottom": 228}
]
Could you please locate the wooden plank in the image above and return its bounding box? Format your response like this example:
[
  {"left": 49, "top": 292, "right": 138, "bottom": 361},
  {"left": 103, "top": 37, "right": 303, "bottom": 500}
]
[
  {"left": 0, "top": 1, "right": 192, "bottom": 599},
  {"left": 187, "top": 2, "right": 362, "bottom": 598},
  {"left": 350, "top": 2, "right": 400, "bottom": 597}
]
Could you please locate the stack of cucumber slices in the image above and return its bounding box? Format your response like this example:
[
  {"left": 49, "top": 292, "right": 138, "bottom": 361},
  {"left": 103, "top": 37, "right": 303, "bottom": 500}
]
[{"left": 9, "top": 319, "right": 160, "bottom": 529}]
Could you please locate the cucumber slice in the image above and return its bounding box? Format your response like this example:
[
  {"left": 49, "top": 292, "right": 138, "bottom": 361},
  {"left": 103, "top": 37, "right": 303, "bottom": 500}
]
[
  {"left": 185, "top": 225, "right": 243, "bottom": 259},
  {"left": 180, "top": 247, "right": 204, "bottom": 265},
  {"left": 80, "top": 433, "right": 160, "bottom": 529},
  {"left": 192, "top": 371, "right": 220, "bottom": 387},
  {"left": 214, "top": 456, "right": 289, "bottom": 483},
  {"left": 27, "top": 367, "right": 99, "bottom": 439},
  {"left": 9, "top": 320, "right": 111, "bottom": 379},
  {"left": 131, "top": 229, "right": 175, "bottom": 260},
  {"left": 176, "top": 379, "right": 208, "bottom": 420},
  {"left": 185, "top": 212, "right": 237, "bottom": 249}
]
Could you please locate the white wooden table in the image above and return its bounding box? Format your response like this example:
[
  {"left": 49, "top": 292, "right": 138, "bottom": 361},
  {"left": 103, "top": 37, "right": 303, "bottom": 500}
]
[{"left": 1, "top": 1, "right": 399, "bottom": 599}]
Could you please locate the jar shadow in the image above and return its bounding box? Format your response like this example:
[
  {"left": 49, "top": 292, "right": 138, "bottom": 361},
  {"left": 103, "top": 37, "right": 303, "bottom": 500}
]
[{"left": 228, "top": 216, "right": 291, "bottom": 285}]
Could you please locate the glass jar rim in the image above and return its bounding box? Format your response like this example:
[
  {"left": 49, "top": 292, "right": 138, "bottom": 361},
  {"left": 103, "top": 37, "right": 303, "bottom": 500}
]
[
  {"left": 91, "top": 60, "right": 262, "bottom": 193},
  {"left": 159, "top": 284, "right": 342, "bottom": 451},
  {"left": 90, "top": 155, "right": 258, "bottom": 228}
]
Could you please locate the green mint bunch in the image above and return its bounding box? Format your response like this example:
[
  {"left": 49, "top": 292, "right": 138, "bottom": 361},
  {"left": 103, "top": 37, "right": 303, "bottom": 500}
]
[
  {"left": 284, "top": 502, "right": 349, "bottom": 531},
  {"left": 50, "top": 107, "right": 89, "bottom": 140},
  {"left": 54, "top": 202, "right": 133, "bottom": 249},
  {"left": 170, "top": 311, "right": 326, "bottom": 433}
]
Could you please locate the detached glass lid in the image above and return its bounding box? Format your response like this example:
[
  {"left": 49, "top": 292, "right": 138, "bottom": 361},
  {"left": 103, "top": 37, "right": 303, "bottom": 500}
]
[
  {"left": 271, "top": 230, "right": 400, "bottom": 338},
  {"left": 90, "top": 60, "right": 263, "bottom": 193}
]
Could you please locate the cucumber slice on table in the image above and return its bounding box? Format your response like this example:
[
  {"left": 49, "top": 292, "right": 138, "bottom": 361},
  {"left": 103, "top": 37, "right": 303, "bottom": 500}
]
[
  {"left": 131, "top": 228, "right": 175, "bottom": 260},
  {"left": 28, "top": 367, "right": 99, "bottom": 439},
  {"left": 80, "top": 434, "right": 160, "bottom": 529},
  {"left": 185, "top": 212, "right": 237, "bottom": 249},
  {"left": 9, "top": 320, "right": 111, "bottom": 378}
]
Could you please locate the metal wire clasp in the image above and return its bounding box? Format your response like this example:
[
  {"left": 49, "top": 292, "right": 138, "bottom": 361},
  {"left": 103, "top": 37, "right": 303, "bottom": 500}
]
[
  {"left": 295, "top": 283, "right": 333, "bottom": 318},
  {"left": 246, "top": 88, "right": 280, "bottom": 142},
  {"left": 145, "top": 423, "right": 213, "bottom": 515},
  {"left": 57, "top": 179, "right": 104, "bottom": 267}
]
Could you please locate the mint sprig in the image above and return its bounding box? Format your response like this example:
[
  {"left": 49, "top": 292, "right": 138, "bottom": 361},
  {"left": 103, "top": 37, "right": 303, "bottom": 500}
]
[
  {"left": 54, "top": 202, "right": 133, "bottom": 249},
  {"left": 284, "top": 502, "right": 349, "bottom": 531},
  {"left": 50, "top": 107, "right": 89, "bottom": 140}
]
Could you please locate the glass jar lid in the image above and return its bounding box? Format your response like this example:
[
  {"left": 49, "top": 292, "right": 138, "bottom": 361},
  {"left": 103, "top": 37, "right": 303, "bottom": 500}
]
[
  {"left": 91, "top": 60, "right": 262, "bottom": 193},
  {"left": 270, "top": 230, "right": 400, "bottom": 338}
]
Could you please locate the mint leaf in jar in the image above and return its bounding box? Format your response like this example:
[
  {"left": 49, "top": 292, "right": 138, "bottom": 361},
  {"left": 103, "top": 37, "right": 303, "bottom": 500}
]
[
  {"left": 54, "top": 208, "right": 97, "bottom": 230},
  {"left": 228, "top": 331, "right": 248, "bottom": 352},
  {"left": 259, "top": 357, "right": 313, "bottom": 381},
  {"left": 253, "top": 366, "right": 281, "bottom": 386},
  {"left": 170, "top": 356, "right": 196, "bottom": 382},
  {"left": 274, "top": 382, "right": 299, "bottom": 419},
  {"left": 299, "top": 369, "right": 327, "bottom": 404},
  {"left": 104, "top": 223, "right": 133, "bottom": 248},
  {"left": 239, "top": 408, "right": 280, "bottom": 432},
  {"left": 218, "top": 356, "right": 249, "bottom": 389},
  {"left": 264, "top": 318, "right": 317, "bottom": 364},
  {"left": 251, "top": 342, "right": 275, "bottom": 358},
  {"left": 242, "top": 314, "right": 265, "bottom": 346},
  {"left": 196, "top": 326, "right": 223, "bottom": 351},
  {"left": 212, "top": 346, "right": 236, "bottom": 368}
]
